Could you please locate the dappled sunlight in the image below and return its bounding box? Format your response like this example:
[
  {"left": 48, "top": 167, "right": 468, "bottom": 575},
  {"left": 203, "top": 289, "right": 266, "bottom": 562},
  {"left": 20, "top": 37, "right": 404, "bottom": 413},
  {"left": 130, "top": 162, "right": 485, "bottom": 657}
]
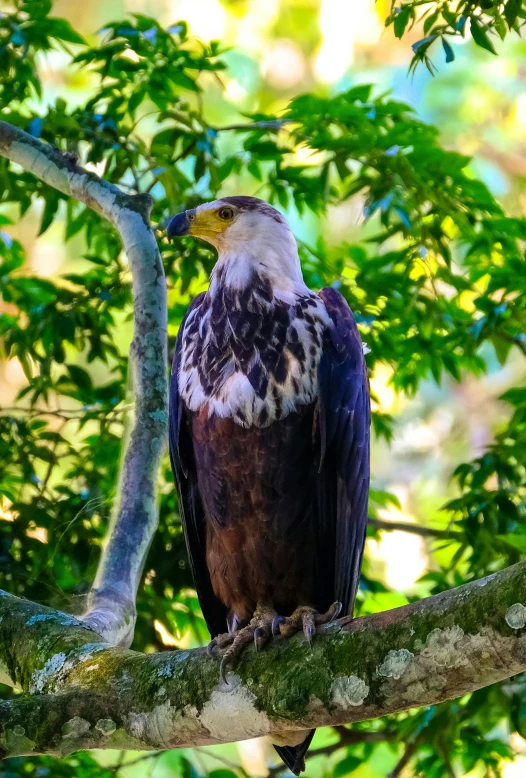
[
  {"left": 237, "top": 738, "right": 270, "bottom": 777},
  {"left": 224, "top": 78, "right": 248, "bottom": 105},
  {"left": 314, "top": 0, "right": 382, "bottom": 83},
  {"left": 369, "top": 500, "right": 429, "bottom": 593},
  {"left": 154, "top": 618, "right": 181, "bottom": 647},
  {"left": 503, "top": 758, "right": 526, "bottom": 778},
  {"left": 261, "top": 39, "right": 306, "bottom": 89},
  {"left": 26, "top": 524, "right": 48, "bottom": 544},
  {"left": 168, "top": 0, "right": 227, "bottom": 42},
  {"left": 0, "top": 497, "right": 18, "bottom": 522},
  {"left": 370, "top": 364, "right": 397, "bottom": 414}
]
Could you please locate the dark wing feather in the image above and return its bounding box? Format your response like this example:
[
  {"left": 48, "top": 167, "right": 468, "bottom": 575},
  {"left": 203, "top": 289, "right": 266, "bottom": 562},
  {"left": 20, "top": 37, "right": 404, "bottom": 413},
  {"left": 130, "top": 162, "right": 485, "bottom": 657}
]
[
  {"left": 317, "top": 287, "right": 370, "bottom": 617},
  {"left": 273, "top": 289, "right": 370, "bottom": 777},
  {"left": 273, "top": 731, "right": 316, "bottom": 776},
  {"left": 169, "top": 293, "right": 229, "bottom": 638}
]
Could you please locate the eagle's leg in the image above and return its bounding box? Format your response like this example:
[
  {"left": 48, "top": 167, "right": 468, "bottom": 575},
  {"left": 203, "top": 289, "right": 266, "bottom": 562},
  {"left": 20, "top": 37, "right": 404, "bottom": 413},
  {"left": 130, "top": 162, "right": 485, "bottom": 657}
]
[
  {"left": 276, "top": 601, "right": 342, "bottom": 642},
  {"left": 210, "top": 603, "right": 278, "bottom": 681}
]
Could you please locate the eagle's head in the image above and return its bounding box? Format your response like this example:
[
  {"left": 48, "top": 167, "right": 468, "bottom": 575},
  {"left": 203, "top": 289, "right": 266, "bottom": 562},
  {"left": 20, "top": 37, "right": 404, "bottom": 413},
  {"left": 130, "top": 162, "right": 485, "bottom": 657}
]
[{"left": 167, "top": 196, "right": 305, "bottom": 290}]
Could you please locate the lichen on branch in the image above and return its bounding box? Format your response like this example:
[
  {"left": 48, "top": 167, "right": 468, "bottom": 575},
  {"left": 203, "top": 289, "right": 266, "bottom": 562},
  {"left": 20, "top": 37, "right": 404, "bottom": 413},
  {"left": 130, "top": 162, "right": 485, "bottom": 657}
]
[{"left": 2, "top": 560, "right": 526, "bottom": 757}]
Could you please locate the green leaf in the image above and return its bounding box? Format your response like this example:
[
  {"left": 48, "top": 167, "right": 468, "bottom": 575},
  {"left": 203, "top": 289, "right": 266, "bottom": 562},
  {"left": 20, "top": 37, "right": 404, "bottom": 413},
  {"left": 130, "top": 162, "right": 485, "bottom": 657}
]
[
  {"left": 18, "top": 354, "right": 33, "bottom": 382},
  {"left": 127, "top": 88, "right": 145, "bottom": 116},
  {"left": 423, "top": 9, "right": 440, "bottom": 35},
  {"left": 441, "top": 37, "right": 455, "bottom": 63},
  {"left": 47, "top": 18, "right": 87, "bottom": 44},
  {"left": 369, "top": 489, "right": 402, "bottom": 510},
  {"left": 497, "top": 534, "right": 526, "bottom": 553},
  {"left": 208, "top": 771, "right": 239, "bottom": 778},
  {"left": 39, "top": 191, "right": 62, "bottom": 235},
  {"left": 393, "top": 6, "right": 412, "bottom": 39},
  {"left": 504, "top": 0, "right": 522, "bottom": 28},
  {"left": 169, "top": 71, "right": 200, "bottom": 92},
  {"left": 244, "top": 140, "right": 281, "bottom": 159},
  {"left": 180, "top": 756, "right": 200, "bottom": 778},
  {"left": 495, "top": 14, "right": 508, "bottom": 40},
  {"left": 492, "top": 335, "right": 513, "bottom": 366},
  {"left": 194, "top": 153, "right": 206, "bottom": 181},
  {"left": 412, "top": 35, "right": 437, "bottom": 55},
  {"left": 334, "top": 755, "right": 362, "bottom": 777},
  {"left": 344, "top": 84, "right": 372, "bottom": 103},
  {"left": 66, "top": 365, "right": 93, "bottom": 391},
  {"left": 470, "top": 16, "right": 498, "bottom": 55}
]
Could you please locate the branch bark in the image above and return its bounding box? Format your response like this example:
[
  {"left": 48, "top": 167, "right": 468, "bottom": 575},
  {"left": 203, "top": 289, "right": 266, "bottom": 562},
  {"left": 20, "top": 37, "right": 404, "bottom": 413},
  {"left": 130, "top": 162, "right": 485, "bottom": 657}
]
[
  {"left": 368, "top": 517, "right": 461, "bottom": 540},
  {"left": 0, "top": 120, "right": 168, "bottom": 647},
  {"left": 2, "top": 560, "right": 526, "bottom": 757}
]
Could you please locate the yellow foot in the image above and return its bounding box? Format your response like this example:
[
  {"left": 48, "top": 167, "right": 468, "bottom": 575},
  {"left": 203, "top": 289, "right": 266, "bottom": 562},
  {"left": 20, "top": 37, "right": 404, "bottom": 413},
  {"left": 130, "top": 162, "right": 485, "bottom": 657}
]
[
  {"left": 207, "top": 605, "right": 278, "bottom": 682},
  {"left": 207, "top": 602, "right": 342, "bottom": 682},
  {"left": 273, "top": 602, "right": 342, "bottom": 642}
]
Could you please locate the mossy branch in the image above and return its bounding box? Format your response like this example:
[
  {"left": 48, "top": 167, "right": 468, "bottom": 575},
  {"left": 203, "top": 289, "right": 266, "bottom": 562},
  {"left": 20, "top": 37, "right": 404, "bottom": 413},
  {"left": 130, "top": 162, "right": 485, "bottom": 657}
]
[
  {"left": 2, "top": 560, "right": 526, "bottom": 757},
  {"left": 0, "top": 120, "right": 168, "bottom": 647}
]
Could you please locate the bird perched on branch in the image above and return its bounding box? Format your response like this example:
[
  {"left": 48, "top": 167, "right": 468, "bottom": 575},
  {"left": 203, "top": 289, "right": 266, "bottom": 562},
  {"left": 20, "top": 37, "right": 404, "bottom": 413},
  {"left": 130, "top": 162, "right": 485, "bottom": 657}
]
[{"left": 167, "top": 196, "right": 370, "bottom": 775}]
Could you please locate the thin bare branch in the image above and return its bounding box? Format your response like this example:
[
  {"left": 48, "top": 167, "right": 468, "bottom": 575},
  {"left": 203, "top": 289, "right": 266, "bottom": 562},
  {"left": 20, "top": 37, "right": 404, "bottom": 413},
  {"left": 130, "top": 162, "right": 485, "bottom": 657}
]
[
  {"left": 368, "top": 517, "right": 461, "bottom": 540},
  {"left": 494, "top": 330, "right": 526, "bottom": 358},
  {"left": 0, "top": 120, "right": 168, "bottom": 648},
  {"left": 214, "top": 120, "right": 290, "bottom": 132}
]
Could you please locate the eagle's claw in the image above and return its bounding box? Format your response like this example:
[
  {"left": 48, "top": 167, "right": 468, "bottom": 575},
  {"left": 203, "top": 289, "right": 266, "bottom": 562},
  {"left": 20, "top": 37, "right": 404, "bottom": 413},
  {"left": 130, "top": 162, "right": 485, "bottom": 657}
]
[
  {"left": 276, "top": 601, "right": 343, "bottom": 641},
  {"left": 213, "top": 605, "right": 278, "bottom": 681},
  {"left": 207, "top": 637, "right": 218, "bottom": 656},
  {"left": 212, "top": 601, "right": 343, "bottom": 682}
]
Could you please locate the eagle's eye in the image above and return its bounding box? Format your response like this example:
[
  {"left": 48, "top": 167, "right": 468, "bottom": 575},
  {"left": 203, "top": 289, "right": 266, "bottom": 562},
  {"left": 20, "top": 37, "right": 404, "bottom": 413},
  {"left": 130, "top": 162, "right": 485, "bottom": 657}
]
[
  {"left": 218, "top": 206, "right": 234, "bottom": 221},
  {"left": 188, "top": 212, "right": 195, "bottom": 221}
]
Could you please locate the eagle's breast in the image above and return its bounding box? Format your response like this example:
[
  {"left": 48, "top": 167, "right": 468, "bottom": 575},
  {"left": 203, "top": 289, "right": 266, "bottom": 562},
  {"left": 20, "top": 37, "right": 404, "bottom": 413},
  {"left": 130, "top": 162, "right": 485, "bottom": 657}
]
[{"left": 178, "top": 269, "right": 329, "bottom": 427}]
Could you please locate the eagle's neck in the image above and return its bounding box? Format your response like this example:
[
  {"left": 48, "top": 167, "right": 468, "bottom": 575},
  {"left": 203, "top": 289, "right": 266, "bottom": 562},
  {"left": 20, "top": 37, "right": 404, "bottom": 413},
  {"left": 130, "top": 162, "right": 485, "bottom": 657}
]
[{"left": 209, "top": 223, "right": 309, "bottom": 300}]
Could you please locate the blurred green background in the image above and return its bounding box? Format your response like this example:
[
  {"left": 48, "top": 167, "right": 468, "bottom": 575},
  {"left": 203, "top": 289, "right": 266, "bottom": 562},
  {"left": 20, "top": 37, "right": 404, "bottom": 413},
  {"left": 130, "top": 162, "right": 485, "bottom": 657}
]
[{"left": 1, "top": 1, "right": 526, "bottom": 777}]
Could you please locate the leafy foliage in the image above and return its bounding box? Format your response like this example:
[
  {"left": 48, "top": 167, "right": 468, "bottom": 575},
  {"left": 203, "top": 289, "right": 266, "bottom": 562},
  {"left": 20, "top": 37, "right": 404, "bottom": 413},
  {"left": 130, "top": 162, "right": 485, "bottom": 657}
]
[
  {"left": 385, "top": 0, "right": 526, "bottom": 73},
  {"left": 0, "top": 2, "right": 525, "bottom": 777}
]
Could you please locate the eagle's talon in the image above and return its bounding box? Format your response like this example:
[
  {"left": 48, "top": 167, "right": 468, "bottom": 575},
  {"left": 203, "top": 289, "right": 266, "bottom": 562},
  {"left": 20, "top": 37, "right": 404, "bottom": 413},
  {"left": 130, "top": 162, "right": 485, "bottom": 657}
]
[
  {"left": 207, "top": 638, "right": 218, "bottom": 655},
  {"left": 327, "top": 601, "right": 343, "bottom": 623},
  {"left": 219, "top": 656, "right": 230, "bottom": 684},
  {"left": 272, "top": 615, "right": 286, "bottom": 635},
  {"left": 212, "top": 605, "right": 280, "bottom": 677},
  {"left": 253, "top": 626, "right": 263, "bottom": 650},
  {"left": 277, "top": 602, "right": 343, "bottom": 640}
]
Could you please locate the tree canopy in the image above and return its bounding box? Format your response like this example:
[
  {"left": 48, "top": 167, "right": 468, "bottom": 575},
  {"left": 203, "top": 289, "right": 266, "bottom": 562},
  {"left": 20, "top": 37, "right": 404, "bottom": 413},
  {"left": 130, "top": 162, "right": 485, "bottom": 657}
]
[{"left": 1, "top": 1, "right": 526, "bottom": 777}]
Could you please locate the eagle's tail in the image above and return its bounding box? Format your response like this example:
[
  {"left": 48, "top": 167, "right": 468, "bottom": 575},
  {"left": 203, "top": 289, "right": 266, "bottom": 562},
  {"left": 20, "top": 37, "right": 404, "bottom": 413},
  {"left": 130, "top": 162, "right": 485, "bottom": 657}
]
[{"left": 272, "top": 729, "right": 315, "bottom": 775}]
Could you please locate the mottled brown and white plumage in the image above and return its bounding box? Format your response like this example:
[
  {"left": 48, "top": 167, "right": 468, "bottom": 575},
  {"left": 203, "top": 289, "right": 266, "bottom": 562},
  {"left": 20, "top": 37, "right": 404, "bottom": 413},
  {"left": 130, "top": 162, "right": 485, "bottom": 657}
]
[{"left": 168, "top": 196, "right": 370, "bottom": 775}]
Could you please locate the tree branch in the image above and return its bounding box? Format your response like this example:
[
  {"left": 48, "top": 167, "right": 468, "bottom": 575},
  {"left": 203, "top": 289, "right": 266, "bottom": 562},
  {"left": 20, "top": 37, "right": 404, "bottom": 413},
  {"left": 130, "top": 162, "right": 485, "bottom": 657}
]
[
  {"left": 0, "top": 120, "right": 168, "bottom": 647},
  {"left": 387, "top": 740, "right": 420, "bottom": 778},
  {"left": 2, "top": 559, "right": 526, "bottom": 757},
  {"left": 368, "top": 517, "right": 461, "bottom": 540},
  {"left": 214, "top": 120, "right": 289, "bottom": 132},
  {"left": 494, "top": 330, "right": 526, "bottom": 359}
]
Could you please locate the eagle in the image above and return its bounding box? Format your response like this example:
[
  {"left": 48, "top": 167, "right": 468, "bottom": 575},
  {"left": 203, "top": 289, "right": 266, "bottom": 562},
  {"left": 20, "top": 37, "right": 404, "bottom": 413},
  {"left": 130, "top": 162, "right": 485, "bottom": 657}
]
[{"left": 167, "top": 196, "right": 370, "bottom": 775}]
